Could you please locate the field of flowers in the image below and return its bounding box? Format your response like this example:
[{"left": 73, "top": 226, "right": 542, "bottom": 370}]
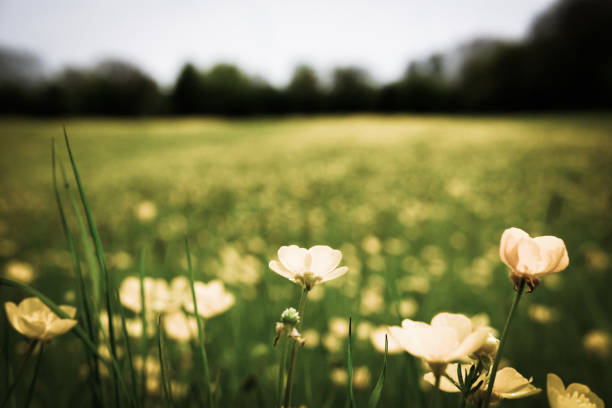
[{"left": 1, "top": 115, "right": 611, "bottom": 407}]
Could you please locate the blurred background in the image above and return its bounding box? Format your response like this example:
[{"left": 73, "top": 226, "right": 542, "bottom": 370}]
[{"left": 1, "top": 0, "right": 611, "bottom": 407}]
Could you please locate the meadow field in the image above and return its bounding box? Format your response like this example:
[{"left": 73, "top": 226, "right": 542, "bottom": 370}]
[{"left": 1, "top": 115, "right": 611, "bottom": 407}]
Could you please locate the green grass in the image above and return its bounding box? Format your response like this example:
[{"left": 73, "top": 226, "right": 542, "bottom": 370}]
[{"left": 1, "top": 114, "right": 612, "bottom": 407}]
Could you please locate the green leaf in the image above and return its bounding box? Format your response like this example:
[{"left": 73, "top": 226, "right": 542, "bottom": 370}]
[{"left": 367, "top": 335, "right": 388, "bottom": 408}]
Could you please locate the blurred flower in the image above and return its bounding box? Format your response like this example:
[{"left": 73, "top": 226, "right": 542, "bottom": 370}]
[
  {"left": 356, "top": 321, "right": 374, "bottom": 341},
  {"left": 370, "top": 326, "right": 404, "bottom": 354},
  {"left": 5, "top": 260, "right": 35, "bottom": 283},
  {"left": 5, "top": 297, "right": 77, "bottom": 341},
  {"left": 583, "top": 330, "right": 611, "bottom": 359},
  {"left": 362, "top": 235, "right": 382, "bottom": 254},
  {"left": 527, "top": 304, "right": 559, "bottom": 324},
  {"left": 547, "top": 373, "right": 604, "bottom": 408},
  {"left": 135, "top": 200, "right": 157, "bottom": 222},
  {"left": 163, "top": 311, "right": 197, "bottom": 342},
  {"left": 110, "top": 251, "right": 133, "bottom": 270},
  {"left": 388, "top": 312, "right": 489, "bottom": 376},
  {"left": 360, "top": 287, "right": 384, "bottom": 315},
  {"left": 269, "top": 245, "right": 348, "bottom": 291},
  {"left": 499, "top": 227, "right": 569, "bottom": 291},
  {"left": 329, "top": 317, "right": 350, "bottom": 338},
  {"left": 398, "top": 298, "right": 418, "bottom": 318},
  {"left": 119, "top": 277, "right": 175, "bottom": 314},
  {"left": 302, "top": 329, "right": 320, "bottom": 348},
  {"left": 330, "top": 368, "right": 348, "bottom": 386},
  {"left": 322, "top": 333, "right": 343, "bottom": 353},
  {"left": 353, "top": 366, "right": 372, "bottom": 389},
  {"left": 184, "top": 280, "right": 235, "bottom": 319},
  {"left": 472, "top": 333, "right": 500, "bottom": 361}
]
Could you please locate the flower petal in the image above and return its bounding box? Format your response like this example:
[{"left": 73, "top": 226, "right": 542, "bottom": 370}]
[
  {"left": 423, "top": 370, "right": 461, "bottom": 393},
  {"left": 447, "top": 327, "right": 490, "bottom": 361},
  {"left": 431, "top": 313, "right": 473, "bottom": 342},
  {"left": 60, "top": 305, "right": 77, "bottom": 318},
  {"left": 269, "top": 260, "right": 296, "bottom": 280},
  {"left": 546, "top": 373, "right": 565, "bottom": 408},
  {"left": 4, "top": 302, "right": 22, "bottom": 334},
  {"left": 517, "top": 237, "right": 541, "bottom": 274},
  {"left": 45, "top": 318, "right": 78, "bottom": 340},
  {"left": 320, "top": 266, "right": 348, "bottom": 283},
  {"left": 307, "top": 245, "right": 342, "bottom": 276},
  {"left": 533, "top": 236, "right": 568, "bottom": 274},
  {"left": 278, "top": 245, "right": 308, "bottom": 274},
  {"left": 500, "top": 228, "right": 529, "bottom": 270}
]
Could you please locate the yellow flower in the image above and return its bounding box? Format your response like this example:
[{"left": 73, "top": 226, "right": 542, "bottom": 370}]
[
  {"left": 5, "top": 297, "right": 77, "bottom": 341},
  {"left": 500, "top": 227, "right": 569, "bottom": 291},
  {"left": 269, "top": 245, "right": 348, "bottom": 290},
  {"left": 424, "top": 363, "right": 541, "bottom": 403},
  {"left": 388, "top": 312, "right": 489, "bottom": 376},
  {"left": 547, "top": 373, "right": 604, "bottom": 408}
]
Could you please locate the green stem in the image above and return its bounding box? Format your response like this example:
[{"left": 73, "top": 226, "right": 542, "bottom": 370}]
[
  {"left": 277, "top": 336, "right": 290, "bottom": 408},
  {"left": 24, "top": 344, "right": 44, "bottom": 408},
  {"left": 0, "top": 341, "right": 37, "bottom": 408},
  {"left": 430, "top": 374, "right": 440, "bottom": 408},
  {"left": 482, "top": 279, "right": 526, "bottom": 408},
  {"left": 283, "top": 288, "right": 308, "bottom": 408}
]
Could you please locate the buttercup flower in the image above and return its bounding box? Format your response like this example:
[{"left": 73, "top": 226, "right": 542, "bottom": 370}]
[
  {"left": 5, "top": 297, "right": 77, "bottom": 341},
  {"left": 547, "top": 373, "right": 604, "bottom": 408},
  {"left": 424, "top": 363, "right": 541, "bottom": 404},
  {"left": 388, "top": 312, "right": 489, "bottom": 376},
  {"left": 500, "top": 227, "right": 569, "bottom": 291},
  {"left": 269, "top": 245, "right": 348, "bottom": 290}
]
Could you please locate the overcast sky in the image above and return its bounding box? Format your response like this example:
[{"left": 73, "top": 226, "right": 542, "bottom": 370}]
[{"left": 0, "top": 0, "right": 556, "bottom": 86}]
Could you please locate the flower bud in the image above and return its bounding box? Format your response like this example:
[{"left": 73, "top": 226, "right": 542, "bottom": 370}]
[{"left": 280, "top": 307, "right": 300, "bottom": 326}]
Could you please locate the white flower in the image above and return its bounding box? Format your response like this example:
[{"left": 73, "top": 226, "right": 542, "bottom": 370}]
[
  {"left": 269, "top": 245, "right": 348, "bottom": 290},
  {"left": 547, "top": 373, "right": 604, "bottom": 408},
  {"left": 424, "top": 364, "right": 541, "bottom": 404},
  {"left": 184, "top": 279, "right": 235, "bottom": 319},
  {"left": 500, "top": 228, "right": 569, "bottom": 291},
  {"left": 5, "top": 297, "right": 77, "bottom": 341},
  {"left": 388, "top": 312, "right": 489, "bottom": 375}
]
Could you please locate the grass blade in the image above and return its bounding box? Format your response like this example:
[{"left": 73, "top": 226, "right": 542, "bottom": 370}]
[
  {"left": 157, "top": 316, "right": 174, "bottom": 408},
  {"left": 367, "top": 335, "right": 388, "bottom": 408},
  {"left": 185, "top": 237, "right": 214, "bottom": 408},
  {"left": 347, "top": 317, "right": 357, "bottom": 408},
  {"left": 63, "top": 128, "right": 121, "bottom": 405},
  {"left": 52, "top": 140, "right": 104, "bottom": 406},
  {"left": 137, "top": 249, "right": 148, "bottom": 404},
  {"left": 118, "top": 290, "right": 141, "bottom": 408}
]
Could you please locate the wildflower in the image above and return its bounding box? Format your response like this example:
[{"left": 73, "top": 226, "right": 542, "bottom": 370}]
[
  {"left": 135, "top": 200, "right": 157, "bottom": 222},
  {"left": 547, "top": 373, "right": 604, "bottom": 408},
  {"left": 499, "top": 227, "right": 569, "bottom": 292},
  {"left": 353, "top": 366, "right": 372, "bottom": 389},
  {"left": 5, "top": 260, "right": 35, "bottom": 283},
  {"left": 388, "top": 312, "right": 489, "bottom": 376},
  {"left": 424, "top": 363, "right": 541, "bottom": 404},
  {"left": 5, "top": 297, "right": 77, "bottom": 342},
  {"left": 269, "top": 245, "right": 348, "bottom": 290}
]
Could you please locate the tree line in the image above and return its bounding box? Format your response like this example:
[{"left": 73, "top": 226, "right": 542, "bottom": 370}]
[{"left": 1, "top": 0, "right": 611, "bottom": 116}]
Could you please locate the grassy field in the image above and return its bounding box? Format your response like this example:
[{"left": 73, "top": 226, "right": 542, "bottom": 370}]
[{"left": 1, "top": 115, "right": 612, "bottom": 407}]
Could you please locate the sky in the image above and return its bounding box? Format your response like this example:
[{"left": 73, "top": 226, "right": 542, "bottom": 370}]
[{"left": 0, "top": 0, "right": 557, "bottom": 86}]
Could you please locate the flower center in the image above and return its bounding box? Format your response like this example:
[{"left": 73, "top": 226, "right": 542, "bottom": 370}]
[{"left": 557, "top": 392, "right": 597, "bottom": 408}]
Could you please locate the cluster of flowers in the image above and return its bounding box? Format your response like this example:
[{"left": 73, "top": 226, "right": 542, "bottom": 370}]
[
  {"left": 268, "top": 227, "right": 604, "bottom": 408},
  {"left": 3, "top": 227, "right": 605, "bottom": 407}
]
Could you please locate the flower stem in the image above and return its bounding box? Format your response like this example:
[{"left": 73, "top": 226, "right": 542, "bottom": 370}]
[
  {"left": 0, "top": 341, "right": 37, "bottom": 408},
  {"left": 277, "top": 336, "right": 289, "bottom": 408},
  {"left": 24, "top": 343, "right": 44, "bottom": 408},
  {"left": 283, "top": 288, "right": 308, "bottom": 408},
  {"left": 430, "top": 374, "right": 441, "bottom": 408},
  {"left": 482, "top": 279, "right": 526, "bottom": 408}
]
